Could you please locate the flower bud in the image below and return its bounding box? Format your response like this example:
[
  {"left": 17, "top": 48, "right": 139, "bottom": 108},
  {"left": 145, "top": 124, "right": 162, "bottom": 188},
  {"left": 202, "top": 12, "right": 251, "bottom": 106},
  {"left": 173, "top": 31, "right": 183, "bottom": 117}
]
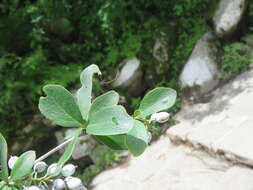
[
  {"left": 47, "top": 163, "right": 61, "bottom": 177},
  {"left": 0, "top": 181, "right": 5, "bottom": 187},
  {"left": 62, "top": 164, "right": 76, "bottom": 177},
  {"left": 66, "top": 177, "right": 82, "bottom": 190},
  {"left": 27, "top": 186, "right": 40, "bottom": 190},
  {"left": 53, "top": 179, "right": 66, "bottom": 190},
  {"left": 150, "top": 112, "right": 170, "bottom": 123},
  {"left": 8, "top": 156, "right": 19, "bottom": 169},
  {"left": 33, "top": 161, "right": 47, "bottom": 173},
  {"left": 65, "top": 176, "right": 73, "bottom": 181}
]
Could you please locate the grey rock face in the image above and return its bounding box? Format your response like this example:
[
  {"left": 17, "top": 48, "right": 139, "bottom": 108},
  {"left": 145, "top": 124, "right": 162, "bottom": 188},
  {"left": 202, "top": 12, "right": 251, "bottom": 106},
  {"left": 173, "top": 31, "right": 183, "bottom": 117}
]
[
  {"left": 152, "top": 38, "right": 169, "bottom": 62},
  {"left": 169, "top": 67, "right": 253, "bottom": 167},
  {"left": 10, "top": 114, "right": 54, "bottom": 155},
  {"left": 213, "top": 0, "right": 247, "bottom": 38},
  {"left": 179, "top": 32, "right": 219, "bottom": 101},
  {"left": 55, "top": 129, "right": 97, "bottom": 160},
  {"left": 113, "top": 58, "right": 144, "bottom": 96}
]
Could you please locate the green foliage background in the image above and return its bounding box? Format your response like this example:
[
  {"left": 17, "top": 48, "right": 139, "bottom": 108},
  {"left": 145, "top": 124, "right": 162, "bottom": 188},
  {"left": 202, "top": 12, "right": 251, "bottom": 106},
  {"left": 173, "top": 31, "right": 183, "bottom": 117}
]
[{"left": 1, "top": 0, "right": 253, "bottom": 141}]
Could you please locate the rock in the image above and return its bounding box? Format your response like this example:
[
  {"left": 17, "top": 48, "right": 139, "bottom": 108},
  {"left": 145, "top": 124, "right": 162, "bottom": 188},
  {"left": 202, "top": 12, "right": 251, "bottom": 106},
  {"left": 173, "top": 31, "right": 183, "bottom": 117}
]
[
  {"left": 91, "top": 137, "right": 253, "bottom": 190},
  {"left": 10, "top": 114, "right": 55, "bottom": 155},
  {"left": 113, "top": 58, "right": 144, "bottom": 96},
  {"left": 55, "top": 129, "right": 97, "bottom": 160},
  {"left": 179, "top": 32, "right": 219, "bottom": 101},
  {"left": 153, "top": 38, "right": 168, "bottom": 62},
  {"left": 89, "top": 145, "right": 109, "bottom": 165},
  {"left": 213, "top": 0, "right": 247, "bottom": 38},
  {"left": 168, "top": 67, "right": 253, "bottom": 167}
]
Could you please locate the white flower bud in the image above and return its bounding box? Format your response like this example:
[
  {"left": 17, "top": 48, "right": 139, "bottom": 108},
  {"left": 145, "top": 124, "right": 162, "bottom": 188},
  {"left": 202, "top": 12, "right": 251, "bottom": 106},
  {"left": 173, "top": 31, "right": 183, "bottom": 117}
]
[
  {"left": 64, "top": 176, "right": 73, "bottom": 181},
  {"left": 66, "top": 177, "right": 82, "bottom": 190},
  {"left": 0, "top": 181, "right": 5, "bottom": 187},
  {"left": 61, "top": 164, "right": 76, "bottom": 177},
  {"left": 47, "top": 163, "right": 61, "bottom": 177},
  {"left": 27, "top": 186, "right": 40, "bottom": 190},
  {"left": 8, "top": 156, "right": 19, "bottom": 169},
  {"left": 53, "top": 179, "right": 66, "bottom": 190},
  {"left": 150, "top": 112, "right": 170, "bottom": 123},
  {"left": 33, "top": 161, "right": 47, "bottom": 173}
]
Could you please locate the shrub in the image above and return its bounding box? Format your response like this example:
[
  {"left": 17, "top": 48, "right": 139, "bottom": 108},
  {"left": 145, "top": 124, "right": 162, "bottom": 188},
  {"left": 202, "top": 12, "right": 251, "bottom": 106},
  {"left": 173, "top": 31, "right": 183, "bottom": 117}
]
[{"left": 0, "top": 64, "right": 177, "bottom": 189}]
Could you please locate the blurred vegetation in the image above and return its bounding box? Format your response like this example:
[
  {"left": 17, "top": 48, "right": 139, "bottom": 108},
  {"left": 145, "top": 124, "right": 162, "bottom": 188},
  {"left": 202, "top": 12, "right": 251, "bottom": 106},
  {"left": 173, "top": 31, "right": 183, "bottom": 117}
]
[
  {"left": 0, "top": 0, "right": 217, "bottom": 139},
  {"left": 0, "top": 0, "right": 252, "bottom": 146},
  {"left": 1, "top": 0, "right": 253, "bottom": 185},
  {"left": 81, "top": 145, "right": 121, "bottom": 185}
]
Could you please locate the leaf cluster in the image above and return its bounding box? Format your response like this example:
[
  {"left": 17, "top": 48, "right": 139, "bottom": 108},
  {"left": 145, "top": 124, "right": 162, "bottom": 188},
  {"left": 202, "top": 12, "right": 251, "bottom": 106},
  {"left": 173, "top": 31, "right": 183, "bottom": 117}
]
[
  {"left": 221, "top": 37, "right": 253, "bottom": 80},
  {"left": 0, "top": 64, "right": 176, "bottom": 189},
  {"left": 38, "top": 64, "right": 177, "bottom": 158}
]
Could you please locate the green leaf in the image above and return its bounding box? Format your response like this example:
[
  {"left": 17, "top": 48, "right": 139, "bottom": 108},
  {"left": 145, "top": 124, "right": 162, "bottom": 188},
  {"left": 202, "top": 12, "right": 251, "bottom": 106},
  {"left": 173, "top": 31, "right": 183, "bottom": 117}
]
[
  {"left": 1, "top": 185, "right": 18, "bottom": 190},
  {"left": 57, "top": 128, "right": 82, "bottom": 167},
  {"left": 77, "top": 64, "right": 101, "bottom": 121},
  {"left": 0, "top": 133, "right": 8, "bottom": 181},
  {"left": 89, "top": 91, "right": 119, "bottom": 117},
  {"left": 0, "top": 183, "right": 5, "bottom": 190},
  {"left": 133, "top": 110, "right": 141, "bottom": 117},
  {"left": 86, "top": 105, "right": 133, "bottom": 135},
  {"left": 126, "top": 120, "right": 149, "bottom": 157},
  {"left": 10, "top": 151, "right": 36, "bottom": 181},
  {"left": 39, "top": 85, "right": 84, "bottom": 127},
  {"left": 1, "top": 185, "right": 11, "bottom": 190},
  {"left": 139, "top": 87, "right": 176, "bottom": 118},
  {"left": 95, "top": 135, "right": 128, "bottom": 150}
]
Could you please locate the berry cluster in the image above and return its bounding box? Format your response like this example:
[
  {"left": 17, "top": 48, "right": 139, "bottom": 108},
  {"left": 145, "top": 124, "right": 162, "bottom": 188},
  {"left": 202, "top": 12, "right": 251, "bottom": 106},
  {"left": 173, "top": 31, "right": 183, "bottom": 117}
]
[{"left": 6, "top": 156, "right": 87, "bottom": 190}]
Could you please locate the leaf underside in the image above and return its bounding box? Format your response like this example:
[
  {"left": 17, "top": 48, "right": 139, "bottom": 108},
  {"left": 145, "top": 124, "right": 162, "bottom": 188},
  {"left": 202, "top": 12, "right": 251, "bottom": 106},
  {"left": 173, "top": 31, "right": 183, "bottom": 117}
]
[
  {"left": 86, "top": 105, "right": 133, "bottom": 136},
  {"left": 139, "top": 87, "right": 177, "bottom": 118},
  {"left": 57, "top": 128, "right": 82, "bottom": 167},
  {"left": 89, "top": 90, "right": 119, "bottom": 117},
  {"left": 10, "top": 151, "right": 36, "bottom": 181},
  {"left": 95, "top": 134, "right": 128, "bottom": 150},
  {"left": 39, "top": 85, "right": 84, "bottom": 127},
  {"left": 0, "top": 133, "right": 8, "bottom": 181},
  {"left": 126, "top": 120, "right": 149, "bottom": 157},
  {"left": 77, "top": 64, "right": 101, "bottom": 121}
]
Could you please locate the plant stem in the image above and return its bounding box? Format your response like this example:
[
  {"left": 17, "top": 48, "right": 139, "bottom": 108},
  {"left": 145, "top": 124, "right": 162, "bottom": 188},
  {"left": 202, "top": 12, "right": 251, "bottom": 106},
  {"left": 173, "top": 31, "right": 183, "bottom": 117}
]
[
  {"left": 134, "top": 117, "right": 150, "bottom": 126},
  {"left": 35, "top": 137, "right": 74, "bottom": 163}
]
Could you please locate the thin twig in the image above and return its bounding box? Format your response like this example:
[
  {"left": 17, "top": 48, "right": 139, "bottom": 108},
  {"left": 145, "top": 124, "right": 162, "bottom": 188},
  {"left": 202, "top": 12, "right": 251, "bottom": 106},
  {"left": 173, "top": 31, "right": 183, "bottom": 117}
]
[
  {"left": 100, "top": 69, "right": 120, "bottom": 85},
  {"left": 35, "top": 137, "right": 74, "bottom": 163}
]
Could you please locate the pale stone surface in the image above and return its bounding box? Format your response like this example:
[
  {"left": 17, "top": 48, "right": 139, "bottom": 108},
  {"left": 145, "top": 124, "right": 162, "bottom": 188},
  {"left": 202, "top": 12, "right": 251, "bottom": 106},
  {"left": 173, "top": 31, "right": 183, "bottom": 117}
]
[
  {"left": 220, "top": 167, "right": 253, "bottom": 190},
  {"left": 168, "top": 67, "right": 253, "bottom": 166},
  {"left": 179, "top": 32, "right": 219, "bottom": 101},
  {"left": 214, "top": 119, "right": 253, "bottom": 166},
  {"left": 91, "top": 137, "right": 253, "bottom": 190},
  {"left": 113, "top": 58, "right": 144, "bottom": 95},
  {"left": 55, "top": 129, "right": 97, "bottom": 160},
  {"left": 213, "top": 0, "right": 246, "bottom": 37}
]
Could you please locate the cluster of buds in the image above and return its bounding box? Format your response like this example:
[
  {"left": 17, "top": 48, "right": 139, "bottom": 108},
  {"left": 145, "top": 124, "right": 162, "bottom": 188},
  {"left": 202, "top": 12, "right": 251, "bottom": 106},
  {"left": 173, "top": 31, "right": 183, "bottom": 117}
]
[{"left": 7, "top": 156, "right": 87, "bottom": 190}]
